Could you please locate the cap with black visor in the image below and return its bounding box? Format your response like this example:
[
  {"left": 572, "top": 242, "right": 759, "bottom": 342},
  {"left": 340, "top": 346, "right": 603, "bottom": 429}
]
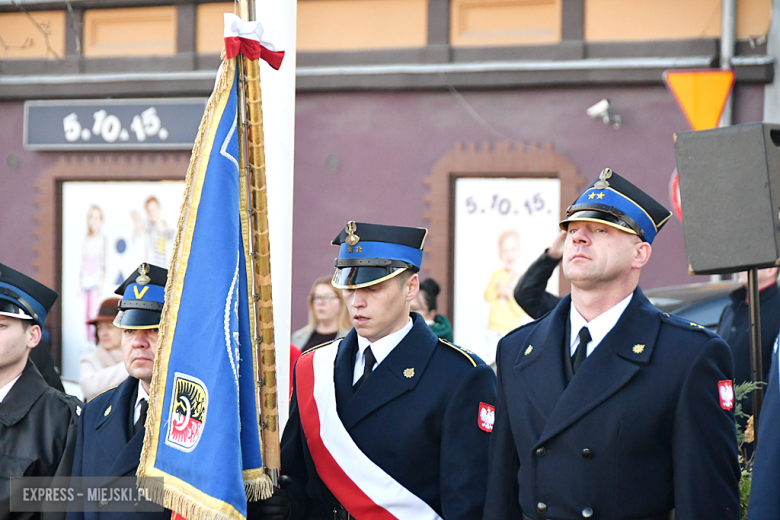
[
  {"left": 0, "top": 263, "right": 58, "bottom": 327},
  {"left": 331, "top": 222, "right": 428, "bottom": 289},
  {"left": 560, "top": 168, "right": 672, "bottom": 244},
  {"left": 113, "top": 263, "right": 168, "bottom": 329}
]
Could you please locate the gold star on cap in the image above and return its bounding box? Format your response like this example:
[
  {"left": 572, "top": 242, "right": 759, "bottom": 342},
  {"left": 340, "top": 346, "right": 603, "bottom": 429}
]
[
  {"left": 403, "top": 368, "right": 415, "bottom": 378},
  {"left": 588, "top": 192, "right": 596, "bottom": 200},
  {"left": 104, "top": 405, "right": 112, "bottom": 417},
  {"left": 524, "top": 345, "right": 533, "bottom": 356},
  {"left": 633, "top": 344, "right": 645, "bottom": 354},
  {"left": 136, "top": 264, "right": 151, "bottom": 285},
  {"left": 345, "top": 221, "right": 360, "bottom": 246},
  {"left": 596, "top": 192, "right": 605, "bottom": 199}
]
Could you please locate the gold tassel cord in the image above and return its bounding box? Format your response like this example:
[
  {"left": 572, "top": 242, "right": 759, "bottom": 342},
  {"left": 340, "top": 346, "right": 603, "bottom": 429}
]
[
  {"left": 233, "top": 0, "right": 281, "bottom": 486},
  {"left": 242, "top": 54, "right": 281, "bottom": 473}
]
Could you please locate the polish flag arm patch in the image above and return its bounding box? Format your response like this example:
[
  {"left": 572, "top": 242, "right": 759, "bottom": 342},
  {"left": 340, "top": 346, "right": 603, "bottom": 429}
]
[
  {"left": 479, "top": 402, "right": 495, "bottom": 432},
  {"left": 718, "top": 380, "right": 734, "bottom": 410}
]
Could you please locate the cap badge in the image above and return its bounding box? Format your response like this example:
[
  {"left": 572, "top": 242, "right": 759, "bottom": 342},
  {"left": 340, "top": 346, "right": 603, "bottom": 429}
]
[
  {"left": 633, "top": 344, "right": 645, "bottom": 354},
  {"left": 136, "top": 264, "right": 151, "bottom": 286},
  {"left": 594, "top": 168, "right": 613, "bottom": 190},
  {"left": 345, "top": 221, "right": 360, "bottom": 246},
  {"left": 403, "top": 368, "right": 415, "bottom": 378},
  {"left": 133, "top": 286, "right": 149, "bottom": 300}
]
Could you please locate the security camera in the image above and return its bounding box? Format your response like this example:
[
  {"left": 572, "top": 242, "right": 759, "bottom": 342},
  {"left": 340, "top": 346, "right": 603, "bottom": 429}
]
[
  {"left": 586, "top": 98, "right": 621, "bottom": 129},
  {"left": 586, "top": 99, "right": 611, "bottom": 121}
]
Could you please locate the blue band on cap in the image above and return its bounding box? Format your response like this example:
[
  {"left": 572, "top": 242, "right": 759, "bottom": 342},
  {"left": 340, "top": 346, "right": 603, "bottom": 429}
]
[
  {"left": 0, "top": 281, "right": 47, "bottom": 325},
  {"left": 122, "top": 283, "right": 165, "bottom": 303},
  {"left": 339, "top": 241, "right": 423, "bottom": 268},
  {"left": 576, "top": 188, "right": 658, "bottom": 244}
]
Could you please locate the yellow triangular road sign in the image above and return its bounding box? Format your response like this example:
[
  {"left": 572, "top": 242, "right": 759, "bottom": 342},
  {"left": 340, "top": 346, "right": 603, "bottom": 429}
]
[{"left": 663, "top": 69, "right": 735, "bottom": 131}]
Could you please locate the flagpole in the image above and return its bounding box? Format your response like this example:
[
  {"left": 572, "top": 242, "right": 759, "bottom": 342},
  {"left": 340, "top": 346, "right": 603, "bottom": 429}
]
[{"left": 237, "top": 0, "right": 281, "bottom": 483}]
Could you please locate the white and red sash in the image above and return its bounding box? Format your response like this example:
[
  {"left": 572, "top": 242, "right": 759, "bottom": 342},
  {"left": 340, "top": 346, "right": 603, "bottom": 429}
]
[{"left": 296, "top": 342, "right": 444, "bottom": 520}]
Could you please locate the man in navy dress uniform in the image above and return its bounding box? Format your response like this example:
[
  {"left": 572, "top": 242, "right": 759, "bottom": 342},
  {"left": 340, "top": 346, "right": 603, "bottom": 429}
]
[
  {"left": 747, "top": 338, "right": 780, "bottom": 520},
  {"left": 483, "top": 169, "right": 741, "bottom": 520},
  {"left": 67, "top": 264, "right": 169, "bottom": 520},
  {"left": 273, "top": 222, "right": 496, "bottom": 520}
]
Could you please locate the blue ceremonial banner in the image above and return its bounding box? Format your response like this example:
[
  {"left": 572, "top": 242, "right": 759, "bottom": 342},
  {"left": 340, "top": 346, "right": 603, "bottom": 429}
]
[{"left": 138, "top": 56, "right": 269, "bottom": 520}]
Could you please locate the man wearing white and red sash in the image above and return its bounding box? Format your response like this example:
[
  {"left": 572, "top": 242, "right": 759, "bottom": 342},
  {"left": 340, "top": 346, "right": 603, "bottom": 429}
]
[{"left": 265, "top": 222, "right": 496, "bottom": 520}]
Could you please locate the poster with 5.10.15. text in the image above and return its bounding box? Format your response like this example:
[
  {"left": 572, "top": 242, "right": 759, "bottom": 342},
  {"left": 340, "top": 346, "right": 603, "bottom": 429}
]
[{"left": 452, "top": 177, "right": 561, "bottom": 367}]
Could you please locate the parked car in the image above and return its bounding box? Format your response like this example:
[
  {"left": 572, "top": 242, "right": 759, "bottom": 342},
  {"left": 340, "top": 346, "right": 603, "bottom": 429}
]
[{"left": 644, "top": 281, "right": 740, "bottom": 331}]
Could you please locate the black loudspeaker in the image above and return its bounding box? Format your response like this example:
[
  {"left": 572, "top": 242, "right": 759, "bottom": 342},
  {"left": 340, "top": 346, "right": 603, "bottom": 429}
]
[{"left": 674, "top": 122, "right": 780, "bottom": 275}]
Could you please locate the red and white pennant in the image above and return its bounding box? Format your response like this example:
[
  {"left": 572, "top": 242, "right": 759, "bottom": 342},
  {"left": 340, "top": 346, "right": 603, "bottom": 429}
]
[{"left": 223, "top": 13, "right": 285, "bottom": 70}]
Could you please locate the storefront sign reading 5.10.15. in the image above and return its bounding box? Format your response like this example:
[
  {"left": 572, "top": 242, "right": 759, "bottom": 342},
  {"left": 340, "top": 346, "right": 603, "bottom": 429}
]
[{"left": 24, "top": 98, "right": 207, "bottom": 151}]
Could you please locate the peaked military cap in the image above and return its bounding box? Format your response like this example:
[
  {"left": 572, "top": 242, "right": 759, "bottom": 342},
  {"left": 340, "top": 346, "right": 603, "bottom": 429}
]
[
  {"left": 560, "top": 168, "right": 672, "bottom": 244},
  {"left": 113, "top": 263, "right": 168, "bottom": 329},
  {"left": 0, "top": 263, "right": 58, "bottom": 327},
  {"left": 332, "top": 221, "right": 428, "bottom": 289}
]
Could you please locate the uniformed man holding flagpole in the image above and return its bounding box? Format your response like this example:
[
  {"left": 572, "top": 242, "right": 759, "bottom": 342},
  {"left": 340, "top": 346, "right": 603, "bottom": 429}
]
[
  {"left": 484, "top": 169, "right": 740, "bottom": 520},
  {"left": 265, "top": 221, "right": 496, "bottom": 520}
]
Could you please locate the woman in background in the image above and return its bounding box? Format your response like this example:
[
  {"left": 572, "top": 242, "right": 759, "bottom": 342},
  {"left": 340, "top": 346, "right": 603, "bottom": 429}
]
[
  {"left": 412, "top": 278, "right": 454, "bottom": 342},
  {"left": 79, "top": 297, "right": 128, "bottom": 400},
  {"left": 291, "top": 275, "right": 351, "bottom": 352}
]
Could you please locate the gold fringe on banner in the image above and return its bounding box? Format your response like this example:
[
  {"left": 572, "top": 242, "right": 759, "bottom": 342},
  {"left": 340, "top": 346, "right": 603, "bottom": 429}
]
[{"left": 137, "top": 50, "right": 272, "bottom": 519}]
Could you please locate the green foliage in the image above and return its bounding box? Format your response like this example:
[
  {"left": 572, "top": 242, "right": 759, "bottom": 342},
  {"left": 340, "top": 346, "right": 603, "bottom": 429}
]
[
  {"left": 734, "top": 380, "right": 765, "bottom": 519},
  {"left": 740, "top": 469, "right": 751, "bottom": 520}
]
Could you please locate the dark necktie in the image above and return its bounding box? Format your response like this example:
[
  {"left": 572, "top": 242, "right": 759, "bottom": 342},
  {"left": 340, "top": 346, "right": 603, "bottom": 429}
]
[
  {"left": 572, "top": 326, "right": 591, "bottom": 374},
  {"left": 354, "top": 346, "right": 376, "bottom": 390},
  {"left": 134, "top": 398, "right": 148, "bottom": 435}
]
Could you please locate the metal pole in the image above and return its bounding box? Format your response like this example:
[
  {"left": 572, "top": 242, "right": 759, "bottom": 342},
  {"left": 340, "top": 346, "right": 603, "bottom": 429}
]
[
  {"left": 747, "top": 268, "right": 764, "bottom": 441},
  {"left": 712, "top": 0, "right": 735, "bottom": 284},
  {"left": 720, "top": 0, "right": 735, "bottom": 126},
  {"left": 237, "top": 0, "right": 281, "bottom": 484}
]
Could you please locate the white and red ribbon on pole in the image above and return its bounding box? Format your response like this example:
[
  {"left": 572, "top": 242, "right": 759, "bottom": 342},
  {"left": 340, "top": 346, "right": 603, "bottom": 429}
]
[
  {"left": 224, "top": 13, "right": 285, "bottom": 70},
  {"left": 296, "top": 344, "right": 444, "bottom": 520}
]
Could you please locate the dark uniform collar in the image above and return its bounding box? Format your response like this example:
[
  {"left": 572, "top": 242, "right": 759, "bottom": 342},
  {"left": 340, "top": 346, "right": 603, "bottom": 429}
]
[
  {"left": 730, "top": 282, "right": 779, "bottom": 305},
  {"left": 0, "top": 359, "right": 48, "bottom": 427}
]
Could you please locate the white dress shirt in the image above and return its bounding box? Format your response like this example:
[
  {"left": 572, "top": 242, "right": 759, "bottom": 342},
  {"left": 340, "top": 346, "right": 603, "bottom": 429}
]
[
  {"left": 353, "top": 318, "right": 414, "bottom": 385},
  {"left": 569, "top": 293, "right": 633, "bottom": 357},
  {"left": 133, "top": 380, "right": 150, "bottom": 424},
  {"left": 0, "top": 373, "right": 22, "bottom": 404}
]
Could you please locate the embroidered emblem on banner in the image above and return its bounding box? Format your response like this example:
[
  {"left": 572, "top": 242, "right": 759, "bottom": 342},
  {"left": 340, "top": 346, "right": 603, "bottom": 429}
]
[
  {"left": 166, "top": 373, "right": 209, "bottom": 452},
  {"left": 478, "top": 402, "right": 495, "bottom": 433},
  {"left": 718, "top": 380, "right": 734, "bottom": 410}
]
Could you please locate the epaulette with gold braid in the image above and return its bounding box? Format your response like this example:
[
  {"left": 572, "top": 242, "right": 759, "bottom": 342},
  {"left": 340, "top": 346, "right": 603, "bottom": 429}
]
[
  {"left": 302, "top": 338, "right": 340, "bottom": 356},
  {"left": 88, "top": 384, "right": 120, "bottom": 403},
  {"left": 438, "top": 338, "right": 477, "bottom": 367}
]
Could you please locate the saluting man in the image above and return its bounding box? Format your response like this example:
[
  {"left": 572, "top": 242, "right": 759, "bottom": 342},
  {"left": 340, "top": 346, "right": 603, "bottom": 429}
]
[
  {"left": 68, "top": 264, "right": 169, "bottom": 520},
  {"left": 272, "top": 222, "right": 496, "bottom": 520},
  {"left": 483, "top": 170, "right": 741, "bottom": 520}
]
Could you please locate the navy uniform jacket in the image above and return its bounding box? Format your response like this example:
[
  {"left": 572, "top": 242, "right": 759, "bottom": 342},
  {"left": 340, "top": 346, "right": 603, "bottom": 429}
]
[
  {"left": 747, "top": 342, "right": 780, "bottom": 520},
  {"left": 0, "top": 360, "right": 80, "bottom": 520},
  {"left": 484, "top": 288, "right": 741, "bottom": 520},
  {"left": 281, "top": 313, "right": 497, "bottom": 520},
  {"left": 67, "top": 377, "right": 167, "bottom": 520},
  {"left": 717, "top": 283, "right": 780, "bottom": 420}
]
